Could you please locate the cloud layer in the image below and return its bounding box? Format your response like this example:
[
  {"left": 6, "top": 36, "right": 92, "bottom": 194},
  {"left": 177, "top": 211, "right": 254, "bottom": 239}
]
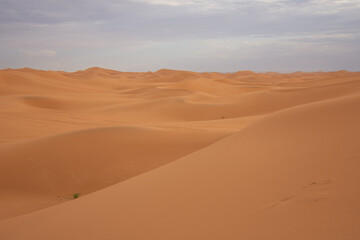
[{"left": 0, "top": 0, "right": 359, "bottom": 72}]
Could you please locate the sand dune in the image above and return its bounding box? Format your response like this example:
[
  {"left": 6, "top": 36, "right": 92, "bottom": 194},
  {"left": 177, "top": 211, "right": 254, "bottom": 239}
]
[
  {"left": 0, "top": 68, "right": 359, "bottom": 239},
  {"left": 0, "top": 125, "right": 229, "bottom": 219}
]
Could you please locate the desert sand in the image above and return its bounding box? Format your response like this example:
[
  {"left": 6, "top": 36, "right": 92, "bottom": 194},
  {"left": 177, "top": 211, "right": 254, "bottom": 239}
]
[{"left": 0, "top": 67, "right": 359, "bottom": 239}]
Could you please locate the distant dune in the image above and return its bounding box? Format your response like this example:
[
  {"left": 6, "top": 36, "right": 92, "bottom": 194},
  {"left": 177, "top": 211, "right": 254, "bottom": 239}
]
[{"left": 0, "top": 68, "right": 359, "bottom": 239}]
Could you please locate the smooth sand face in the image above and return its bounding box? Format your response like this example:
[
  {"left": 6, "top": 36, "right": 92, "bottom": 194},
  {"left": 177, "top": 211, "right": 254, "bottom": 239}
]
[{"left": 0, "top": 68, "right": 359, "bottom": 239}]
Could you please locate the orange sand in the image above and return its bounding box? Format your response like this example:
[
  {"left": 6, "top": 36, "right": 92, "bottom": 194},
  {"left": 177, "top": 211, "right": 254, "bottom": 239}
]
[{"left": 0, "top": 68, "right": 359, "bottom": 239}]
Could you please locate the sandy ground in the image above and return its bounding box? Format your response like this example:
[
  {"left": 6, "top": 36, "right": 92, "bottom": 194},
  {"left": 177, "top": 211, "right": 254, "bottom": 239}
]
[{"left": 0, "top": 67, "right": 359, "bottom": 239}]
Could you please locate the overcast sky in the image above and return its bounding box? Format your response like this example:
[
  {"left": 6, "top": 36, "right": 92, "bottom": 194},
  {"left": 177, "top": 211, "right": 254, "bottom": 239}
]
[{"left": 0, "top": 0, "right": 359, "bottom": 72}]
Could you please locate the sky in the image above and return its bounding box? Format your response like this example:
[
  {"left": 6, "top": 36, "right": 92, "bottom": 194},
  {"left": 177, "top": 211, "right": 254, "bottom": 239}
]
[{"left": 0, "top": 0, "right": 359, "bottom": 72}]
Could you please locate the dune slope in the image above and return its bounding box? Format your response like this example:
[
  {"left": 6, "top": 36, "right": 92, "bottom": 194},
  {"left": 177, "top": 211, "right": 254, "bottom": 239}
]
[
  {"left": 0, "top": 125, "right": 229, "bottom": 219},
  {"left": 0, "top": 92, "right": 359, "bottom": 240}
]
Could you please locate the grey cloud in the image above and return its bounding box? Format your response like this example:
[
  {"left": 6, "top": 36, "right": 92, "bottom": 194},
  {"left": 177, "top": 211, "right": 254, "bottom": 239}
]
[
  {"left": 0, "top": 0, "right": 359, "bottom": 71},
  {"left": 1, "top": 0, "right": 359, "bottom": 41}
]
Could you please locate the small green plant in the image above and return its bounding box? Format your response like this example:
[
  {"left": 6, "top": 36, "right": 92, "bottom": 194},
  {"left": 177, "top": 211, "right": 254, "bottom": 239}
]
[{"left": 73, "top": 193, "right": 80, "bottom": 199}]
